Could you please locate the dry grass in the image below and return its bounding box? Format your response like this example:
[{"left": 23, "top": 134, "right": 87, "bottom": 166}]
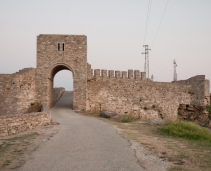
[
  {"left": 103, "top": 119, "right": 211, "bottom": 171},
  {"left": 0, "top": 132, "right": 39, "bottom": 169}
]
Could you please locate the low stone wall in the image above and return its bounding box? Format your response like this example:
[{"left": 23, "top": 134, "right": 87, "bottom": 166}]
[
  {"left": 0, "top": 110, "right": 51, "bottom": 137},
  {"left": 52, "top": 87, "right": 65, "bottom": 106}
]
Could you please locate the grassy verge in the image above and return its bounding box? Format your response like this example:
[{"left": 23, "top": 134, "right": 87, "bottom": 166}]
[
  {"left": 102, "top": 119, "right": 211, "bottom": 171},
  {"left": 0, "top": 132, "right": 39, "bottom": 169},
  {"left": 121, "top": 115, "right": 134, "bottom": 123},
  {"left": 159, "top": 121, "right": 211, "bottom": 145}
]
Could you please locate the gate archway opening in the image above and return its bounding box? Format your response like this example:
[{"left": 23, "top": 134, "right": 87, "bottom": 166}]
[{"left": 48, "top": 63, "right": 75, "bottom": 109}]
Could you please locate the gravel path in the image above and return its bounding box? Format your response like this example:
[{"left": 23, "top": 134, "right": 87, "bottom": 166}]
[{"left": 18, "top": 92, "right": 145, "bottom": 171}]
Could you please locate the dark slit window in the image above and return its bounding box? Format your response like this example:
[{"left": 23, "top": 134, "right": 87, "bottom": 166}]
[{"left": 58, "top": 43, "right": 64, "bottom": 51}]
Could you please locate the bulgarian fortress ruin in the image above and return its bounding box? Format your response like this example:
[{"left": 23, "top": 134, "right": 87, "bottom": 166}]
[{"left": 0, "top": 34, "right": 210, "bottom": 136}]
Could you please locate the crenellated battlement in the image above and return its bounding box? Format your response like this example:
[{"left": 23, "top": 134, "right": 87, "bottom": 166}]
[{"left": 87, "top": 64, "right": 147, "bottom": 80}]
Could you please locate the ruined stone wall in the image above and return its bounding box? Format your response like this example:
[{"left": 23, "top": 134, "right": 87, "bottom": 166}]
[
  {"left": 0, "top": 74, "right": 16, "bottom": 115},
  {"left": 87, "top": 68, "right": 192, "bottom": 121},
  {"left": 174, "top": 76, "right": 211, "bottom": 127},
  {"left": 173, "top": 75, "right": 210, "bottom": 106},
  {"left": 0, "top": 68, "right": 37, "bottom": 116},
  {"left": 0, "top": 109, "right": 51, "bottom": 137}
]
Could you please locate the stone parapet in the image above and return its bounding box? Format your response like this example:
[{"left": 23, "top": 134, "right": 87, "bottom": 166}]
[{"left": 87, "top": 68, "right": 147, "bottom": 80}]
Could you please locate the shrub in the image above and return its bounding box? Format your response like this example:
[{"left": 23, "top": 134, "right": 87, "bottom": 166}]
[
  {"left": 206, "top": 105, "right": 211, "bottom": 113},
  {"left": 144, "top": 107, "right": 148, "bottom": 110},
  {"left": 122, "top": 116, "right": 133, "bottom": 123},
  {"left": 188, "top": 92, "right": 194, "bottom": 96},
  {"left": 206, "top": 106, "right": 211, "bottom": 119},
  {"left": 152, "top": 105, "right": 156, "bottom": 109},
  {"left": 178, "top": 111, "right": 182, "bottom": 116}
]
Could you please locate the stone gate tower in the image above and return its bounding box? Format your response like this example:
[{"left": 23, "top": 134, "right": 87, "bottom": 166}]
[{"left": 36, "top": 34, "right": 87, "bottom": 110}]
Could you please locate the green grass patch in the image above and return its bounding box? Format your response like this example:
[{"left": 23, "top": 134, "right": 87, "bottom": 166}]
[
  {"left": 206, "top": 105, "right": 211, "bottom": 119},
  {"left": 121, "top": 116, "right": 133, "bottom": 123},
  {"left": 159, "top": 120, "right": 211, "bottom": 144}
]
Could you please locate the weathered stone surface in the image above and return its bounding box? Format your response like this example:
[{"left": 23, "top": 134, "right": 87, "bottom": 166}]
[
  {"left": 178, "top": 104, "right": 211, "bottom": 127},
  {"left": 36, "top": 35, "right": 87, "bottom": 110},
  {"left": 0, "top": 68, "right": 37, "bottom": 116},
  {"left": 0, "top": 109, "right": 51, "bottom": 137},
  {"left": 87, "top": 67, "right": 210, "bottom": 121}
]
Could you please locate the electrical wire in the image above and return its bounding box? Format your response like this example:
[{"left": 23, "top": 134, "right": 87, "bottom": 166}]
[
  {"left": 151, "top": 0, "right": 170, "bottom": 48},
  {"left": 143, "top": 0, "right": 152, "bottom": 46},
  {"left": 150, "top": 51, "right": 172, "bottom": 73},
  {"left": 150, "top": 56, "right": 172, "bottom": 77}
]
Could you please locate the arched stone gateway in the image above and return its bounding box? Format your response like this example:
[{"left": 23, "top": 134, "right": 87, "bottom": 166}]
[
  {"left": 47, "top": 63, "right": 74, "bottom": 107},
  {"left": 36, "top": 34, "right": 87, "bottom": 110}
]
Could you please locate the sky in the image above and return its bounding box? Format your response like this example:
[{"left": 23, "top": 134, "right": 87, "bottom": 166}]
[{"left": 0, "top": 0, "right": 211, "bottom": 91}]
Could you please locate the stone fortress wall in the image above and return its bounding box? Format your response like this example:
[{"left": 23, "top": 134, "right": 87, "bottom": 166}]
[
  {"left": 0, "top": 68, "right": 36, "bottom": 116},
  {"left": 0, "top": 69, "right": 63, "bottom": 137},
  {"left": 86, "top": 64, "right": 210, "bottom": 121},
  {"left": 0, "top": 34, "right": 210, "bottom": 137}
]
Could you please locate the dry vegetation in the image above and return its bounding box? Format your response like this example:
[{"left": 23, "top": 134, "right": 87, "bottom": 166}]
[
  {"left": 0, "top": 124, "right": 59, "bottom": 170},
  {"left": 0, "top": 132, "right": 39, "bottom": 169},
  {"left": 103, "top": 119, "right": 211, "bottom": 171}
]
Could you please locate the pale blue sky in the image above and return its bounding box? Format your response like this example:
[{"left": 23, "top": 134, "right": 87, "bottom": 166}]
[{"left": 0, "top": 0, "right": 211, "bottom": 90}]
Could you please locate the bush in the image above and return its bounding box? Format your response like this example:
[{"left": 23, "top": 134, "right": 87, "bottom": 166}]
[
  {"left": 159, "top": 120, "right": 211, "bottom": 143},
  {"left": 206, "top": 105, "right": 211, "bottom": 113},
  {"left": 144, "top": 107, "right": 148, "bottom": 110},
  {"left": 178, "top": 111, "right": 182, "bottom": 116},
  {"left": 188, "top": 91, "right": 194, "bottom": 96}
]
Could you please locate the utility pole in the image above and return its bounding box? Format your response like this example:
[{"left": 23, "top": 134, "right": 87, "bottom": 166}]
[
  {"left": 173, "top": 60, "right": 177, "bottom": 81},
  {"left": 142, "top": 45, "right": 151, "bottom": 79}
]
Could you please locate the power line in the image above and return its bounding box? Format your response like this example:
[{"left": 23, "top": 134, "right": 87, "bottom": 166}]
[
  {"left": 150, "top": 51, "right": 172, "bottom": 73},
  {"left": 150, "top": 57, "right": 172, "bottom": 77},
  {"left": 151, "top": 0, "right": 170, "bottom": 48},
  {"left": 143, "top": 0, "right": 152, "bottom": 45}
]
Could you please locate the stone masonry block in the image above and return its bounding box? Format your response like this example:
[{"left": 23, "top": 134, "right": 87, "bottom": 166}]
[{"left": 128, "top": 70, "right": 133, "bottom": 79}]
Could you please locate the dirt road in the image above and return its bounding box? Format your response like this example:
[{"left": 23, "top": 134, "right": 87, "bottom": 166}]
[{"left": 18, "top": 92, "right": 145, "bottom": 171}]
